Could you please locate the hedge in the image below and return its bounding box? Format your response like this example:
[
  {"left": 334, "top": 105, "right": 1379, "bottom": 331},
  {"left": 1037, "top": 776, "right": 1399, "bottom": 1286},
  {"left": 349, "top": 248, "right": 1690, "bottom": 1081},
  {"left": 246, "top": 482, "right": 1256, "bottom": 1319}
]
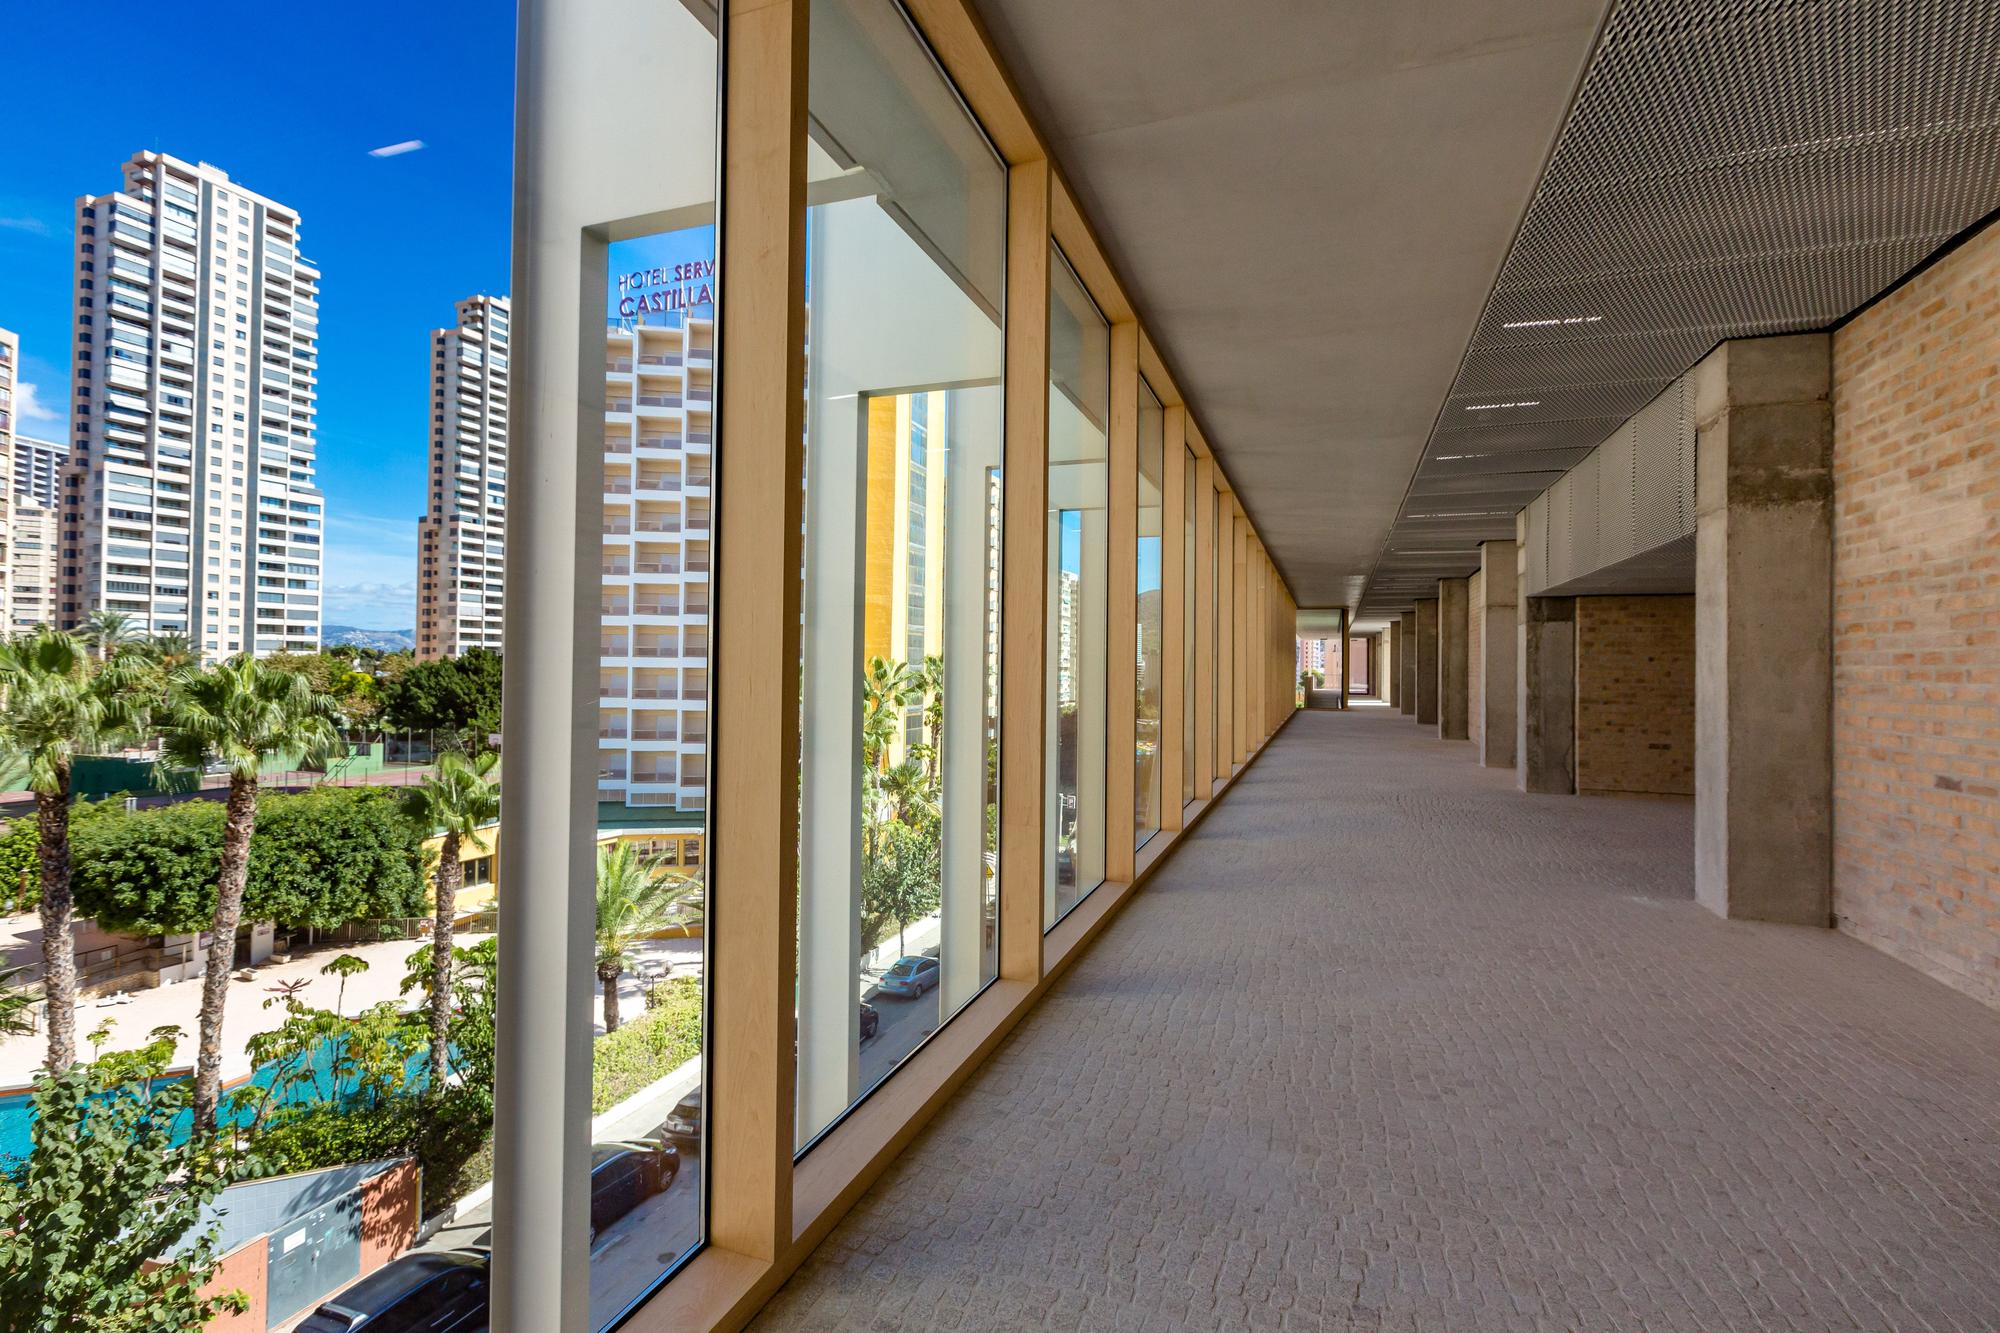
[{"left": 592, "top": 977, "right": 702, "bottom": 1114}]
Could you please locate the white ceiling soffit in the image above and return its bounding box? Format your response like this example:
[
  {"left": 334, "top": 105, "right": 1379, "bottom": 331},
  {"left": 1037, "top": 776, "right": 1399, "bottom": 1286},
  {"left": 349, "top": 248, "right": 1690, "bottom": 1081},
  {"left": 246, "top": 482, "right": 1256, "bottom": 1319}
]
[
  {"left": 966, "top": 0, "right": 1612, "bottom": 608},
  {"left": 1360, "top": 0, "right": 2000, "bottom": 617}
]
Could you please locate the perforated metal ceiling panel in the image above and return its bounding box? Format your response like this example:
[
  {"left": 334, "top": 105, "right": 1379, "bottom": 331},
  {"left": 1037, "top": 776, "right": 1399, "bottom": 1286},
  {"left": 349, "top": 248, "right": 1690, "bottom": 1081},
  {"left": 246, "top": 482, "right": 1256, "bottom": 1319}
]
[{"left": 1358, "top": 0, "right": 2000, "bottom": 616}]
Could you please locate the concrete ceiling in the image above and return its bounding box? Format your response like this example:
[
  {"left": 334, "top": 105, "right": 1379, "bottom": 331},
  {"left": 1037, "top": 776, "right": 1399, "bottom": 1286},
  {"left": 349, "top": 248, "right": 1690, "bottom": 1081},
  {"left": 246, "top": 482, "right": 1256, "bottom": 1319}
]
[{"left": 969, "top": 0, "right": 1611, "bottom": 609}]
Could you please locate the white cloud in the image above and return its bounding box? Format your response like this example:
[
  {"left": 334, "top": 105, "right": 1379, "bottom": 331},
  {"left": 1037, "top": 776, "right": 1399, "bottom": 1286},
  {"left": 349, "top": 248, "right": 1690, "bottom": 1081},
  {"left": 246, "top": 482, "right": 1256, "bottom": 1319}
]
[
  {"left": 321, "top": 512, "right": 418, "bottom": 628},
  {"left": 0, "top": 216, "right": 51, "bottom": 236},
  {"left": 367, "top": 140, "right": 426, "bottom": 158},
  {"left": 13, "top": 380, "right": 61, "bottom": 427}
]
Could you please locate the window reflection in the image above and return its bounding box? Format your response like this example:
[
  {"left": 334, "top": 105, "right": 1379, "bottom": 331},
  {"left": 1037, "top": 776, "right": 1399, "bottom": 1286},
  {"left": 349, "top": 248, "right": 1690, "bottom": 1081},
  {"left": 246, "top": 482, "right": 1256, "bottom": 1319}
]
[
  {"left": 795, "top": 0, "right": 1005, "bottom": 1150},
  {"left": 1046, "top": 248, "right": 1109, "bottom": 924}
]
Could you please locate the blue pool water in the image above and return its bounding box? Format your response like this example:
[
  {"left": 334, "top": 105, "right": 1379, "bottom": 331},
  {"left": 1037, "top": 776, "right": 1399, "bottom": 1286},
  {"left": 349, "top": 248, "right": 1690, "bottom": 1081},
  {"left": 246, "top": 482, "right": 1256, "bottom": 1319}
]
[{"left": 0, "top": 1036, "right": 434, "bottom": 1164}]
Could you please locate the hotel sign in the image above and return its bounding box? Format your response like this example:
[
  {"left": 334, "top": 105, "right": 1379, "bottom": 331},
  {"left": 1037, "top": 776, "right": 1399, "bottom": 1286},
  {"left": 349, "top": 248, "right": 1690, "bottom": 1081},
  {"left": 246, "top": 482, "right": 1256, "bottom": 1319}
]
[{"left": 615, "top": 260, "right": 715, "bottom": 318}]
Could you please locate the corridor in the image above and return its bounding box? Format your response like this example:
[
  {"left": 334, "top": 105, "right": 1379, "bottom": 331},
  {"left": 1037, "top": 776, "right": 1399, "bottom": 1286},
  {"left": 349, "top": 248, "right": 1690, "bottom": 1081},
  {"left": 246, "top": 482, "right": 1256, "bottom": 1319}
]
[{"left": 757, "top": 709, "right": 2000, "bottom": 1331}]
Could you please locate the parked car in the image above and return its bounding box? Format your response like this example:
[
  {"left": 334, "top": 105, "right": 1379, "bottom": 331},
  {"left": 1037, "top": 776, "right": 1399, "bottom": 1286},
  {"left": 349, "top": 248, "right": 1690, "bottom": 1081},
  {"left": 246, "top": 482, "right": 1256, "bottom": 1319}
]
[
  {"left": 860, "top": 1000, "right": 880, "bottom": 1040},
  {"left": 877, "top": 955, "right": 939, "bottom": 998},
  {"left": 294, "top": 1248, "right": 489, "bottom": 1332},
  {"left": 590, "top": 1139, "right": 680, "bottom": 1237},
  {"left": 656, "top": 1089, "right": 703, "bottom": 1148}
]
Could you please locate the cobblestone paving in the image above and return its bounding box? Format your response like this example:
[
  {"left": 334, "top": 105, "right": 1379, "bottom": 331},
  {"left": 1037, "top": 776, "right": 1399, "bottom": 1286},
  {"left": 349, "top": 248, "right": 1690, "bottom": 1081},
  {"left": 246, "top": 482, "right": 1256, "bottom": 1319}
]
[{"left": 754, "top": 710, "right": 2000, "bottom": 1331}]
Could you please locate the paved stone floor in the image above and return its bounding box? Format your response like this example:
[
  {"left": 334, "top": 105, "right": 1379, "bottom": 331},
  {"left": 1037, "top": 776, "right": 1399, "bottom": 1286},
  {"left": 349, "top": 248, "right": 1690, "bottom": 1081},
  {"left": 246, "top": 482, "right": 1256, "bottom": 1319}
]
[{"left": 754, "top": 710, "right": 2000, "bottom": 1331}]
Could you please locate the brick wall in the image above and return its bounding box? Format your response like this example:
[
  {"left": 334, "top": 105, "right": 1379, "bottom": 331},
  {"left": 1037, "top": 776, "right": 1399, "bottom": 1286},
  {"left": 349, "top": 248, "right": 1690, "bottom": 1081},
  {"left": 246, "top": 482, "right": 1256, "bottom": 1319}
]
[
  {"left": 1574, "top": 595, "right": 1695, "bottom": 796},
  {"left": 1468, "top": 571, "right": 1486, "bottom": 751},
  {"left": 1832, "top": 221, "right": 2000, "bottom": 1006}
]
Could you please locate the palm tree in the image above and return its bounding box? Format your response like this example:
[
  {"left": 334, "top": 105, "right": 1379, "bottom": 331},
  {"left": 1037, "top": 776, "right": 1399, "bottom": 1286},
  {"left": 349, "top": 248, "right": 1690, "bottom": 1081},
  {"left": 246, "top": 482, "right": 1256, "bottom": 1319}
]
[
  {"left": 860, "top": 656, "right": 919, "bottom": 773},
  {"left": 594, "top": 840, "right": 697, "bottom": 1034},
  {"left": 0, "top": 630, "right": 150, "bottom": 1072},
  {"left": 0, "top": 963, "right": 38, "bottom": 1037},
  {"left": 397, "top": 749, "right": 499, "bottom": 1084},
  {"left": 145, "top": 632, "right": 199, "bottom": 672},
  {"left": 78, "top": 610, "right": 140, "bottom": 661},
  {"left": 157, "top": 656, "right": 344, "bottom": 1129}
]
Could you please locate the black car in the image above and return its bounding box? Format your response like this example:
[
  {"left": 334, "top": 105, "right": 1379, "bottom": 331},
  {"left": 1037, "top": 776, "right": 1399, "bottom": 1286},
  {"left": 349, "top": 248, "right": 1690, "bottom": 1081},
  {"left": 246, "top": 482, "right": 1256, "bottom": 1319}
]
[
  {"left": 295, "top": 1248, "right": 488, "bottom": 1332},
  {"left": 860, "top": 1000, "right": 880, "bottom": 1041},
  {"left": 590, "top": 1138, "right": 679, "bottom": 1237}
]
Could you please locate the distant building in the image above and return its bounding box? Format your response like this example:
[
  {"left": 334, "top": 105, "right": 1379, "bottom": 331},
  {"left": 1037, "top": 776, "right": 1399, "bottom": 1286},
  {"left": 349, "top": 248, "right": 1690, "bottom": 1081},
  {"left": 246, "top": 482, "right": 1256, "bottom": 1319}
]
[
  {"left": 65, "top": 151, "right": 324, "bottom": 657},
  {"left": 9, "top": 502, "right": 60, "bottom": 633},
  {"left": 416, "top": 294, "right": 510, "bottom": 660},
  {"left": 14, "top": 433, "right": 66, "bottom": 509},
  {"left": 0, "top": 326, "right": 18, "bottom": 627}
]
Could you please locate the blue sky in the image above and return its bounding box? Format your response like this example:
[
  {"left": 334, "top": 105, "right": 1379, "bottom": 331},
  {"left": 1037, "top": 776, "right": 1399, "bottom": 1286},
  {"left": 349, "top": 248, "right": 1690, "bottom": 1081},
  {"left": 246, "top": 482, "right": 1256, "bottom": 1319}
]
[{"left": 0, "top": 1, "right": 516, "bottom": 629}]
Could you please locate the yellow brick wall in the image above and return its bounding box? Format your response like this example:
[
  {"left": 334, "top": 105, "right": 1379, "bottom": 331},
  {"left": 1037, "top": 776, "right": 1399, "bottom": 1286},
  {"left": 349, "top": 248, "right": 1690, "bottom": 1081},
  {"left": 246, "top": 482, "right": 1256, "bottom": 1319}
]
[{"left": 1832, "top": 220, "right": 2000, "bottom": 1006}]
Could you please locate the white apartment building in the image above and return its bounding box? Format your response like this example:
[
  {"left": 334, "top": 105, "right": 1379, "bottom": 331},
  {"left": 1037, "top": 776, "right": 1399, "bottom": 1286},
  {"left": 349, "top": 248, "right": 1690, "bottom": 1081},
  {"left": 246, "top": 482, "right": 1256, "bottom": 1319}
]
[
  {"left": 416, "top": 294, "right": 510, "bottom": 659},
  {"left": 65, "top": 152, "right": 323, "bottom": 657},
  {"left": 9, "top": 503, "right": 60, "bottom": 633},
  {"left": 14, "top": 433, "right": 67, "bottom": 510},
  {"left": 597, "top": 313, "right": 715, "bottom": 814}
]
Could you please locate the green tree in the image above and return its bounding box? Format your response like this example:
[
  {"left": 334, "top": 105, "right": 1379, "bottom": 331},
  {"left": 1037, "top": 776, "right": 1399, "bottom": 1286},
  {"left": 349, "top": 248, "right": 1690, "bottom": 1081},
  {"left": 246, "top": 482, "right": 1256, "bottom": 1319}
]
[
  {"left": 397, "top": 749, "right": 499, "bottom": 1085},
  {"left": 594, "top": 840, "right": 697, "bottom": 1034},
  {"left": 157, "top": 657, "right": 344, "bottom": 1130},
  {"left": 0, "top": 629, "right": 152, "bottom": 1073},
  {"left": 71, "top": 788, "right": 427, "bottom": 938},
  {"left": 0, "top": 1041, "right": 248, "bottom": 1332},
  {"left": 0, "top": 816, "right": 39, "bottom": 913},
  {"left": 320, "top": 953, "right": 370, "bottom": 1017},
  {"left": 0, "top": 962, "right": 37, "bottom": 1037},
  {"left": 379, "top": 648, "right": 503, "bottom": 751},
  {"left": 142, "top": 632, "right": 199, "bottom": 674},
  {"left": 861, "top": 819, "right": 941, "bottom": 958}
]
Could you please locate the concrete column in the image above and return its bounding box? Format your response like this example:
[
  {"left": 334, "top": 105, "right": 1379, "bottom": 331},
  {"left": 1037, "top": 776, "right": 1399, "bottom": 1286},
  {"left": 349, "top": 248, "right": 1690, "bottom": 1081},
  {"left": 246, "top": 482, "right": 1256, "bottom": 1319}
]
[
  {"left": 1436, "top": 578, "right": 1469, "bottom": 740},
  {"left": 1693, "top": 333, "right": 1833, "bottom": 925},
  {"left": 1517, "top": 596, "right": 1575, "bottom": 794},
  {"left": 1413, "top": 599, "right": 1439, "bottom": 726},
  {"left": 1478, "top": 540, "right": 1517, "bottom": 768},
  {"left": 1397, "top": 612, "right": 1416, "bottom": 715}
]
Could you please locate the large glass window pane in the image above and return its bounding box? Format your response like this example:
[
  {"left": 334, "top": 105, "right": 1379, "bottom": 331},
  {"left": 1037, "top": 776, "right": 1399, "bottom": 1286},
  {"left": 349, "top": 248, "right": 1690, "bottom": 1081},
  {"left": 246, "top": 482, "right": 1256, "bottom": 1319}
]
[
  {"left": 1134, "top": 380, "right": 1164, "bottom": 847},
  {"left": 1182, "top": 447, "right": 1196, "bottom": 805},
  {"left": 795, "top": 0, "right": 1006, "bottom": 1150},
  {"left": 1046, "top": 248, "right": 1109, "bottom": 924},
  {"left": 1211, "top": 489, "right": 1222, "bottom": 781},
  {"left": 580, "top": 4, "right": 719, "bottom": 1320}
]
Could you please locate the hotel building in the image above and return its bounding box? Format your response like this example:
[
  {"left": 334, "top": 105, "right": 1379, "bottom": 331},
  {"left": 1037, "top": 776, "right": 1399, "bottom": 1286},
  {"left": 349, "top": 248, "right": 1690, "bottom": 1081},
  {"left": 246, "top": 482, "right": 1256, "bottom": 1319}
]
[
  {"left": 416, "top": 294, "right": 510, "bottom": 659},
  {"left": 595, "top": 310, "right": 715, "bottom": 821},
  {"left": 0, "top": 327, "right": 17, "bottom": 627},
  {"left": 64, "top": 152, "right": 323, "bottom": 656}
]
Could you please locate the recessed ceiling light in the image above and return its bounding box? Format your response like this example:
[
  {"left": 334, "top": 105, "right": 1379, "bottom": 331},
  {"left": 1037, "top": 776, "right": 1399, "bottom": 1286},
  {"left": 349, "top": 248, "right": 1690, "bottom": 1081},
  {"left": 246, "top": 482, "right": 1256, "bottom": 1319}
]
[
  {"left": 1500, "top": 315, "right": 1603, "bottom": 329},
  {"left": 1464, "top": 400, "right": 1541, "bottom": 412}
]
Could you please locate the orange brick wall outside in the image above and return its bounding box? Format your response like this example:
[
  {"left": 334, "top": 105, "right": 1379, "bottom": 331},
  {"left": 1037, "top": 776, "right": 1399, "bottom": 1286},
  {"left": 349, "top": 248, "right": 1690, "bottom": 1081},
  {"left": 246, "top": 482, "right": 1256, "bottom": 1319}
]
[
  {"left": 191, "top": 1239, "right": 267, "bottom": 1332},
  {"left": 361, "top": 1158, "right": 423, "bottom": 1272},
  {"left": 1468, "top": 570, "right": 1486, "bottom": 752},
  {"left": 1574, "top": 595, "right": 1695, "bottom": 796},
  {"left": 1832, "top": 221, "right": 2000, "bottom": 1006}
]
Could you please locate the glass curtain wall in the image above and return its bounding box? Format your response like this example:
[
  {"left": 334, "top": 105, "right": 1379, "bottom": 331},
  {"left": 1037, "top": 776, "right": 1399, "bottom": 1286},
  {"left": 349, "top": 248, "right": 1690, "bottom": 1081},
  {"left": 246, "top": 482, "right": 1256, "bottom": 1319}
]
[
  {"left": 1181, "top": 447, "right": 1196, "bottom": 805},
  {"left": 1045, "top": 248, "right": 1110, "bottom": 925},
  {"left": 795, "top": 0, "right": 1006, "bottom": 1150},
  {"left": 577, "top": 2, "right": 719, "bottom": 1323},
  {"left": 1133, "top": 380, "right": 1164, "bottom": 846}
]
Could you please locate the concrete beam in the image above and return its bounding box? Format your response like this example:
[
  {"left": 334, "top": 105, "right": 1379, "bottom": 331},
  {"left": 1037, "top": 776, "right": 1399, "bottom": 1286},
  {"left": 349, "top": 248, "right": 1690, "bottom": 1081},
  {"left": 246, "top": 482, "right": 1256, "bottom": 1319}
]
[
  {"left": 1437, "top": 578, "right": 1469, "bottom": 740},
  {"left": 1478, "top": 541, "right": 1518, "bottom": 768},
  {"left": 1693, "top": 333, "right": 1833, "bottom": 926},
  {"left": 1398, "top": 612, "right": 1416, "bottom": 715},
  {"left": 1517, "top": 596, "right": 1575, "bottom": 794},
  {"left": 1414, "top": 599, "right": 1439, "bottom": 726}
]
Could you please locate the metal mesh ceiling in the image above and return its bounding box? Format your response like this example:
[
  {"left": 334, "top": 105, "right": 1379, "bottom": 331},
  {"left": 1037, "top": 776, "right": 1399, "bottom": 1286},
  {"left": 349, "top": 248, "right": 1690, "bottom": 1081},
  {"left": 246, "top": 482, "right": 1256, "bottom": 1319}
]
[{"left": 1358, "top": 0, "right": 2000, "bottom": 616}]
